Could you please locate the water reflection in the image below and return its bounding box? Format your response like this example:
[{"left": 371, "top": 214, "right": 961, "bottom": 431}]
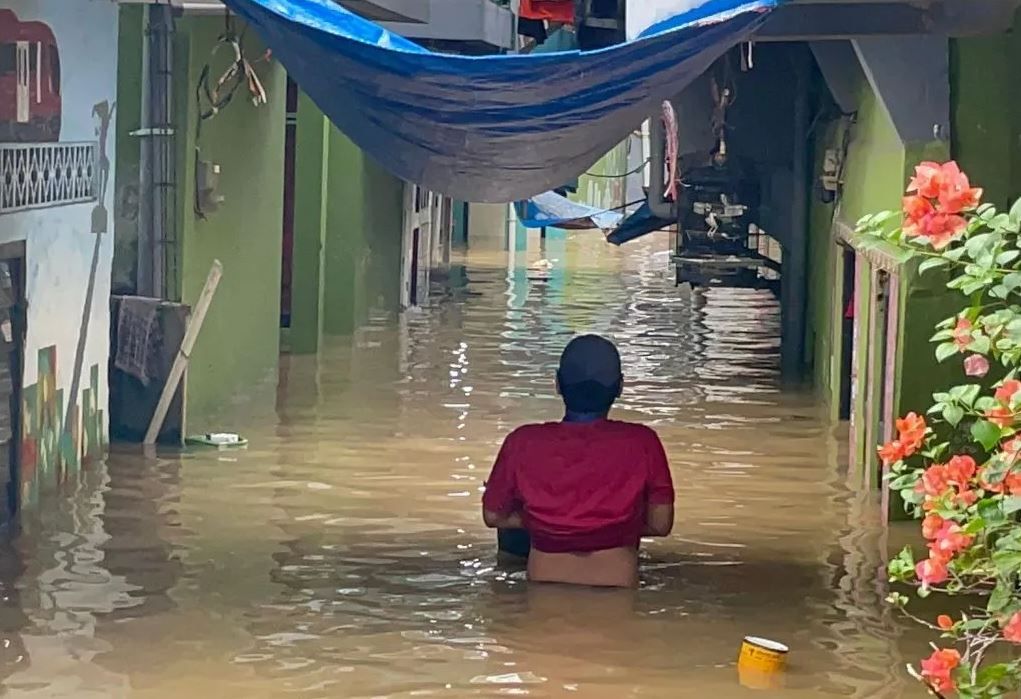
[{"left": 0, "top": 231, "right": 931, "bottom": 696}]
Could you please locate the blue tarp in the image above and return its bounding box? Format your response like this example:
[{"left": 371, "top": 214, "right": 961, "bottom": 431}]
[
  {"left": 606, "top": 202, "right": 674, "bottom": 245},
  {"left": 223, "top": 0, "right": 777, "bottom": 202},
  {"left": 515, "top": 191, "right": 623, "bottom": 230}
]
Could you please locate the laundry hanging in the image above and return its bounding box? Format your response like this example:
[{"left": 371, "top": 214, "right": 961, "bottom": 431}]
[
  {"left": 519, "top": 0, "right": 575, "bottom": 23},
  {"left": 222, "top": 0, "right": 778, "bottom": 202}
]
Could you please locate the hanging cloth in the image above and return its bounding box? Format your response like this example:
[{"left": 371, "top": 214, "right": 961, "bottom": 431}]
[{"left": 520, "top": 0, "right": 575, "bottom": 23}]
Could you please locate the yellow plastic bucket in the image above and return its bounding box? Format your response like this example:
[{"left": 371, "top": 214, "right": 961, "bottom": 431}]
[{"left": 738, "top": 636, "right": 789, "bottom": 677}]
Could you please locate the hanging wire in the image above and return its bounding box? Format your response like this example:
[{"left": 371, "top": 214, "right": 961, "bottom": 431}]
[{"left": 193, "top": 14, "right": 270, "bottom": 218}]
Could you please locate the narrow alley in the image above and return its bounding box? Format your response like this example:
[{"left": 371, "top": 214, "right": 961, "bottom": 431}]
[{"left": 0, "top": 233, "right": 922, "bottom": 697}]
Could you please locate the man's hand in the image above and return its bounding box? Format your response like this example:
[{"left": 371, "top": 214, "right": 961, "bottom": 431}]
[
  {"left": 643, "top": 503, "right": 674, "bottom": 537},
  {"left": 483, "top": 509, "right": 523, "bottom": 530}
]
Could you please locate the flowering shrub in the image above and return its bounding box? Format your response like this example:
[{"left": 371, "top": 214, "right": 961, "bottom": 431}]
[{"left": 858, "top": 161, "right": 1021, "bottom": 697}]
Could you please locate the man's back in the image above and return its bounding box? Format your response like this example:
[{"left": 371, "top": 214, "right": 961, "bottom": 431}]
[{"left": 484, "top": 419, "right": 673, "bottom": 555}]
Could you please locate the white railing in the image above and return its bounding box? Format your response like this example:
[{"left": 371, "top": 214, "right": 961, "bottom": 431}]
[{"left": 0, "top": 142, "right": 99, "bottom": 214}]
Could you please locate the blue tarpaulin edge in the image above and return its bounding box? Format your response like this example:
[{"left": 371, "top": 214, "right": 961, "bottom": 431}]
[
  {"left": 222, "top": 0, "right": 778, "bottom": 202},
  {"left": 515, "top": 191, "right": 624, "bottom": 231}
]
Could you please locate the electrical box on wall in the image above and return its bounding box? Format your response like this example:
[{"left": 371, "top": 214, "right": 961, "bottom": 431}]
[{"left": 196, "top": 159, "right": 224, "bottom": 215}]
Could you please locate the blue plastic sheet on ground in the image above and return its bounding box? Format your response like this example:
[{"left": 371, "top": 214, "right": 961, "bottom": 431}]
[
  {"left": 223, "top": 0, "right": 777, "bottom": 202},
  {"left": 515, "top": 191, "right": 624, "bottom": 231}
]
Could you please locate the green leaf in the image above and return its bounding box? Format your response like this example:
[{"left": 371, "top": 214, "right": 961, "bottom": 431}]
[
  {"left": 919, "top": 256, "right": 949, "bottom": 274},
  {"left": 1003, "top": 272, "right": 1021, "bottom": 293},
  {"left": 988, "top": 580, "right": 1013, "bottom": 612},
  {"left": 976, "top": 396, "right": 998, "bottom": 411},
  {"left": 1003, "top": 496, "right": 1021, "bottom": 515},
  {"left": 962, "top": 517, "right": 986, "bottom": 535},
  {"left": 973, "top": 419, "right": 1004, "bottom": 450},
  {"left": 969, "top": 335, "right": 992, "bottom": 354},
  {"left": 943, "top": 404, "right": 965, "bottom": 427},
  {"left": 992, "top": 550, "right": 1021, "bottom": 576},
  {"left": 951, "top": 384, "right": 982, "bottom": 406},
  {"left": 1009, "top": 197, "right": 1021, "bottom": 229},
  {"left": 998, "top": 250, "right": 1021, "bottom": 265},
  {"left": 937, "top": 342, "right": 960, "bottom": 363}
]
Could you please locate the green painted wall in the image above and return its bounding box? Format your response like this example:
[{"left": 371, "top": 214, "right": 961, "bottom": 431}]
[
  {"left": 112, "top": 5, "right": 144, "bottom": 295},
  {"left": 289, "top": 92, "right": 330, "bottom": 354},
  {"left": 175, "top": 18, "right": 287, "bottom": 430},
  {"left": 951, "top": 12, "right": 1021, "bottom": 209},
  {"left": 289, "top": 99, "right": 404, "bottom": 344},
  {"left": 321, "top": 126, "right": 403, "bottom": 336},
  {"left": 807, "top": 81, "right": 906, "bottom": 407}
]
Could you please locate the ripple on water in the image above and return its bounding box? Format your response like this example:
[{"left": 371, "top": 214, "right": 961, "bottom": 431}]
[{"left": 0, "top": 233, "right": 921, "bottom": 698}]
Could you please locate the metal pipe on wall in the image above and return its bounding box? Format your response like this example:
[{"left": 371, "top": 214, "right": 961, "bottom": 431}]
[{"left": 137, "top": 4, "right": 175, "bottom": 299}]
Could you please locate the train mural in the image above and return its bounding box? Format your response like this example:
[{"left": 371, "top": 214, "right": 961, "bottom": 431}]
[{"left": 0, "top": 9, "right": 61, "bottom": 143}]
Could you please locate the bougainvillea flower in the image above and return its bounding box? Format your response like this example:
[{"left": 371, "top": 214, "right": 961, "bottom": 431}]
[
  {"left": 921, "top": 213, "right": 968, "bottom": 249},
  {"left": 930, "top": 522, "right": 974, "bottom": 558},
  {"left": 903, "top": 194, "right": 936, "bottom": 221},
  {"left": 920, "top": 647, "right": 961, "bottom": 693},
  {"left": 964, "top": 354, "right": 990, "bottom": 377},
  {"left": 879, "top": 440, "right": 907, "bottom": 467},
  {"left": 916, "top": 556, "right": 950, "bottom": 586},
  {"left": 946, "top": 455, "right": 977, "bottom": 485},
  {"left": 937, "top": 615, "right": 955, "bottom": 631},
  {"left": 919, "top": 463, "right": 952, "bottom": 498},
  {"left": 986, "top": 405, "right": 1015, "bottom": 429},
  {"left": 937, "top": 162, "right": 983, "bottom": 214},
  {"left": 952, "top": 318, "right": 973, "bottom": 352},
  {"left": 903, "top": 195, "right": 936, "bottom": 238},
  {"left": 896, "top": 413, "right": 927, "bottom": 453},
  {"left": 996, "top": 380, "right": 1021, "bottom": 405},
  {"left": 1003, "top": 612, "right": 1021, "bottom": 644},
  {"left": 907, "top": 161, "right": 945, "bottom": 199},
  {"left": 922, "top": 513, "right": 945, "bottom": 540}
]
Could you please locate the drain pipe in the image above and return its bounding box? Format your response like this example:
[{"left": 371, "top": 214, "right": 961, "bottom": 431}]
[
  {"left": 647, "top": 106, "right": 677, "bottom": 220},
  {"left": 137, "top": 4, "right": 175, "bottom": 299}
]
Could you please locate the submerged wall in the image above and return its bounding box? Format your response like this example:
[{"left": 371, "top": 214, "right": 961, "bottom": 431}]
[
  {"left": 0, "top": 1, "right": 119, "bottom": 504},
  {"left": 289, "top": 97, "right": 405, "bottom": 352},
  {"left": 174, "top": 18, "right": 286, "bottom": 431}
]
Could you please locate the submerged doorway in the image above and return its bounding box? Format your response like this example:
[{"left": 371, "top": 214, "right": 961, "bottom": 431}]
[
  {"left": 280, "top": 77, "right": 299, "bottom": 329},
  {"left": 838, "top": 244, "right": 855, "bottom": 421},
  {"left": 0, "top": 243, "right": 25, "bottom": 524}
]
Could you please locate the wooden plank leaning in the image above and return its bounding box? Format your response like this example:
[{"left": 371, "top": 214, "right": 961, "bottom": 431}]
[{"left": 143, "top": 259, "right": 223, "bottom": 445}]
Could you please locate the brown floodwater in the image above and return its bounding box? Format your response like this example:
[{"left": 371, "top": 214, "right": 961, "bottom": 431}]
[{"left": 0, "top": 232, "right": 931, "bottom": 697}]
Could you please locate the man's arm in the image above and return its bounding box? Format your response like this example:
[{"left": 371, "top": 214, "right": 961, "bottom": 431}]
[
  {"left": 481, "top": 432, "right": 523, "bottom": 529},
  {"left": 483, "top": 509, "right": 523, "bottom": 530},
  {"left": 643, "top": 504, "right": 674, "bottom": 537},
  {"left": 643, "top": 430, "right": 675, "bottom": 537}
]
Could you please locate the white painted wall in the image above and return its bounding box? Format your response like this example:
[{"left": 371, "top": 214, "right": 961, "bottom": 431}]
[
  {"left": 0, "top": 0, "right": 119, "bottom": 449},
  {"left": 626, "top": 0, "right": 720, "bottom": 40}
]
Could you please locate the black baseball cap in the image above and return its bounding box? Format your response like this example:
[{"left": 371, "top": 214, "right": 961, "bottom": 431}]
[{"left": 557, "top": 335, "right": 622, "bottom": 387}]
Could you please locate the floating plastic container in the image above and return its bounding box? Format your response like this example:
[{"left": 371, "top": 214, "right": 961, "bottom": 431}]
[
  {"left": 738, "top": 636, "right": 788, "bottom": 690},
  {"left": 186, "top": 433, "right": 248, "bottom": 449}
]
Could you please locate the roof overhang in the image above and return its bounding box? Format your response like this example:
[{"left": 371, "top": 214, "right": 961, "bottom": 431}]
[
  {"left": 116, "top": 0, "right": 430, "bottom": 25},
  {"left": 382, "top": 0, "right": 515, "bottom": 54},
  {"left": 754, "top": 0, "right": 1021, "bottom": 40}
]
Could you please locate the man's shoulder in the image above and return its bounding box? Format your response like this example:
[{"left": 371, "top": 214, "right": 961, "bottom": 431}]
[
  {"left": 605, "top": 420, "right": 660, "bottom": 439},
  {"left": 506, "top": 422, "right": 560, "bottom": 440}
]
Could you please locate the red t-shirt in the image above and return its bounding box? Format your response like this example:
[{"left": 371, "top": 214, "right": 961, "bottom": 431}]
[{"left": 482, "top": 420, "right": 675, "bottom": 553}]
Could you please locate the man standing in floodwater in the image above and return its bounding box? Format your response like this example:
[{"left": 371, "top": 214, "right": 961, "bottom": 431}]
[{"left": 481, "top": 335, "right": 675, "bottom": 588}]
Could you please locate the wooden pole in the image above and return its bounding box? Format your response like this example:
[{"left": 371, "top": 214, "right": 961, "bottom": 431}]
[{"left": 144, "top": 260, "right": 223, "bottom": 445}]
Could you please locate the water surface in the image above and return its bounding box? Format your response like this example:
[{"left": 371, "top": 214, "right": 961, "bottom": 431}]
[{"left": 3, "top": 232, "right": 926, "bottom": 697}]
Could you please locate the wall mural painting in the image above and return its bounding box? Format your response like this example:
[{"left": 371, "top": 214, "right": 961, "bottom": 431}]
[
  {"left": 0, "top": 9, "right": 62, "bottom": 143},
  {"left": 19, "top": 346, "right": 102, "bottom": 507}
]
